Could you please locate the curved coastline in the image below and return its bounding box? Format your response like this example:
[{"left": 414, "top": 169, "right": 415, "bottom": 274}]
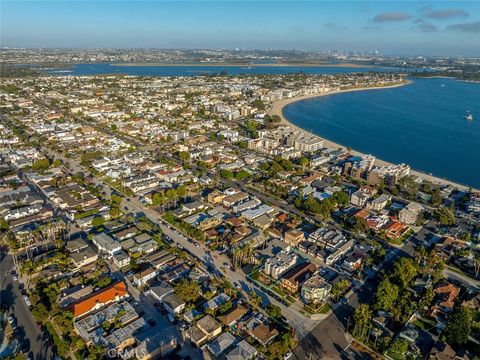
[{"left": 268, "top": 81, "right": 477, "bottom": 192}]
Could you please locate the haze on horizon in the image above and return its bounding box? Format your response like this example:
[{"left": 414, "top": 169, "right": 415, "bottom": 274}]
[{"left": 1, "top": 0, "right": 480, "bottom": 57}]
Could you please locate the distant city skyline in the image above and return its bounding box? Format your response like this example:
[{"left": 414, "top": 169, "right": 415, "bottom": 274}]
[{"left": 2, "top": 1, "right": 480, "bottom": 56}]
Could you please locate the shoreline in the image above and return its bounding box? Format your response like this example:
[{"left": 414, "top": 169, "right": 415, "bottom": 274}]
[
  {"left": 268, "top": 82, "right": 477, "bottom": 192},
  {"left": 111, "top": 62, "right": 375, "bottom": 68}
]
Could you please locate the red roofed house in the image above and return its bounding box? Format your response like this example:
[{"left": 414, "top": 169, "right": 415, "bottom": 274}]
[
  {"left": 430, "top": 282, "right": 460, "bottom": 327},
  {"left": 70, "top": 281, "right": 129, "bottom": 319}
]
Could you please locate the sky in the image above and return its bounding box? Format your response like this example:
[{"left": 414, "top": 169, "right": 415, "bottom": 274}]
[{"left": 1, "top": 1, "right": 480, "bottom": 56}]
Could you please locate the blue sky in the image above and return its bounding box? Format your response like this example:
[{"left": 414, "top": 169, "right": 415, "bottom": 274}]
[{"left": 2, "top": 1, "right": 480, "bottom": 56}]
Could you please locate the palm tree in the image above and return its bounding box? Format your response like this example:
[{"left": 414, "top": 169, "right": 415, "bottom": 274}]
[
  {"left": 353, "top": 304, "right": 372, "bottom": 341},
  {"left": 372, "top": 327, "right": 382, "bottom": 348},
  {"left": 474, "top": 251, "right": 480, "bottom": 279}
]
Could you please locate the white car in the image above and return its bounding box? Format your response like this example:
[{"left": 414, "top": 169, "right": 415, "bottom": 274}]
[{"left": 284, "top": 352, "right": 293, "bottom": 360}]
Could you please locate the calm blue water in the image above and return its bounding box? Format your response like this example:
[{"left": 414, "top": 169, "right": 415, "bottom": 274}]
[
  {"left": 46, "top": 63, "right": 403, "bottom": 76},
  {"left": 283, "top": 78, "right": 480, "bottom": 188}
]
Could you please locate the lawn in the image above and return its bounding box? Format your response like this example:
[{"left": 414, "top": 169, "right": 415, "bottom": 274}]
[{"left": 304, "top": 302, "right": 331, "bottom": 314}]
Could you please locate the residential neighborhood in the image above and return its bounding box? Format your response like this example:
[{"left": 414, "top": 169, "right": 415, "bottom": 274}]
[{"left": 1, "top": 69, "right": 480, "bottom": 360}]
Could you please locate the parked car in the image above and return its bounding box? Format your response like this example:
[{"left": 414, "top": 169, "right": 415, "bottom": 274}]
[
  {"left": 23, "top": 295, "right": 32, "bottom": 308},
  {"left": 8, "top": 315, "right": 16, "bottom": 327}
]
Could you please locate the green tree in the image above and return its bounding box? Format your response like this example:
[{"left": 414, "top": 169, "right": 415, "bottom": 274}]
[
  {"left": 374, "top": 278, "right": 399, "bottom": 312},
  {"left": 174, "top": 279, "right": 200, "bottom": 303},
  {"left": 179, "top": 151, "right": 190, "bottom": 161},
  {"left": 298, "top": 157, "right": 309, "bottom": 170},
  {"left": 91, "top": 216, "right": 105, "bottom": 228},
  {"left": 444, "top": 306, "right": 472, "bottom": 346},
  {"left": 32, "top": 302, "right": 49, "bottom": 323},
  {"left": 266, "top": 304, "right": 282, "bottom": 320},
  {"left": 392, "top": 257, "right": 417, "bottom": 288},
  {"left": 353, "top": 304, "right": 372, "bottom": 341},
  {"left": 253, "top": 99, "right": 265, "bottom": 111},
  {"left": 111, "top": 194, "right": 123, "bottom": 205},
  {"left": 434, "top": 206, "right": 455, "bottom": 226},
  {"left": 388, "top": 338, "right": 409, "bottom": 360},
  {"left": 333, "top": 191, "right": 349, "bottom": 207},
  {"left": 32, "top": 158, "right": 50, "bottom": 171},
  {"left": 219, "top": 169, "right": 234, "bottom": 179},
  {"left": 248, "top": 291, "right": 262, "bottom": 309},
  {"left": 234, "top": 169, "right": 250, "bottom": 180},
  {"left": 96, "top": 276, "right": 112, "bottom": 288},
  {"left": 331, "top": 279, "right": 350, "bottom": 301},
  {"left": 0, "top": 217, "right": 9, "bottom": 231}
]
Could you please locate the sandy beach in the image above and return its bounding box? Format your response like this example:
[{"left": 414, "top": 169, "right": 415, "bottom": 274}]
[{"left": 268, "top": 82, "right": 477, "bottom": 192}]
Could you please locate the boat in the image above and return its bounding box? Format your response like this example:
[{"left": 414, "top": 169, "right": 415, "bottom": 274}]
[
  {"left": 464, "top": 112, "right": 474, "bottom": 121},
  {"left": 441, "top": 84, "right": 445, "bottom": 87}
]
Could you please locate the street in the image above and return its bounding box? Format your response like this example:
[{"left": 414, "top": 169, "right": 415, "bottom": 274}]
[{"left": 0, "top": 249, "right": 53, "bottom": 360}]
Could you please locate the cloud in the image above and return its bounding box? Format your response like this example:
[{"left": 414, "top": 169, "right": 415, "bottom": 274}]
[
  {"left": 323, "top": 22, "right": 347, "bottom": 30},
  {"left": 373, "top": 12, "right": 412, "bottom": 23},
  {"left": 446, "top": 21, "right": 480, "bottom": 33},
  {"left": 423, "top": 7, "right": 469, "bottom": 20},
  {"left": 412, "top": 19, "right": 438, "bottom": 33}
]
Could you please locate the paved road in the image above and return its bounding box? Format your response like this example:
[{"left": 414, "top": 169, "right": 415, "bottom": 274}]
[
  {"left": 1, "top": 249, "right": 53, "bottom": 360},
  {"left": 44, "top": 144, "right": 322, "bottom": 341},
  {"left": 443, "top": 266, "right": 480, "bottom": 288},
  {"left": 119, "top": 196, "right": 322, "bottom": 339}
]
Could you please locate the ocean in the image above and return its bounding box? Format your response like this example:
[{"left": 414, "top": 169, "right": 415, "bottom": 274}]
[{"left": 283, "top": 78, "right": 480, "bottom": 188}]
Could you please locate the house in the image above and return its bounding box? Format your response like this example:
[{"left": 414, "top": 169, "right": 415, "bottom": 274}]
[
  {"left": 341, "top": 254, "right": 363, "bottom": 272},
  {"left": 284, "top": 229, "right": 305, "bottom": 246},
  {"left": 366, "top": 194, "right": 391, "bottom": 211},
  {"left": 399, "top": 202, "right": 423, "bottom": 225},
  {"left": 430, "top": 282, "right": 460, "bottom": 320},
  {"left": 351, "top": 190, "right": 370, "bottom": 207},
  {"left": 253, "top": 213, "right": 273, "bottom": 230},
  {"left": 325, "top": 239, "right": 355, "bottom": 265},
  {"left": 226, "top": 339, "right": 258, "bottom": 360},
  {"left": 163, "top": 292, "right": 186, "bottom": 316},
  {"left": 429, "top": 341, "right": 456, "bottom": 360},
  {"left": 60, "top": 285, "right": 94, "bottom": 308},
  {"left": 66, "top": 237, "right": 90, "bottom": 253},
  {"left": 70, "top": 281, "right": 129, "bottom": 319},
  {"left": 206, "top": 332, "right": 236, "bottom": 357},
  {"left": 148, "top": 282, "right": 174, "bottom": 303},
  {"left": 384, "top": 221, "right": 410, "bottom": 240},
  {"left": 187, "top": 315, "right": 222, "bottom": 347},
  {"left": 112, "top": 250, "right": 131, "bottom": 268},
  {"left": 250, "top": 323, "right": 279, "bottom": 346},
  {"left": 70, "top": 246, "right": 99, "bottom": 269},
  {"left": 301, "top": 274, "right": 332, "bottom": 305},
  {"left": 74, "top": 300, "right": 141, "bottom": 347},
  {"left": 217, "top": 304, "right": 248, "bottom": 327},
  {"left": 264, "top": 249, "right": 298, "bottom": 279},
  {"left": 203, "top": 293, "right": 230, "bottom": 312},
  {"left": 133, "top": 267, "right": 157, "bottom": 287},
  {"left": 92, "top": 233, "right": 121, "bottom": 257},
  {"left": 207, "top": 190, "right": 226, "bottom": 204},
  {"left": 281, "top": 262, "right": 318, "bottom": 293},
  {"left": 132, "top": 325, "right": 177, "bottom": 360},
  {"left": 183, "top": 309, "right": 203, "bottom": 324}
]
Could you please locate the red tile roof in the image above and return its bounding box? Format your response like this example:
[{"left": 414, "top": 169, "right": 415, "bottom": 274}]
[{"left": 71, "top": 281, "right": 128, "bottom": 318}]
